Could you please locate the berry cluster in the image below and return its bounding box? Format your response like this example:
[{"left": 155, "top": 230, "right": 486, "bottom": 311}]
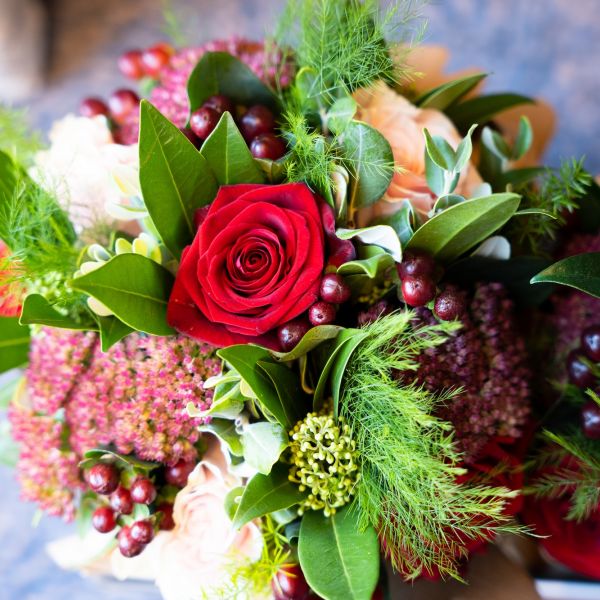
[
  {"left": 397, "top": 251, "right": 466, "bottom": 321},
  {"left": 118, "top": 44, "right": 174, "bottom": 81}
]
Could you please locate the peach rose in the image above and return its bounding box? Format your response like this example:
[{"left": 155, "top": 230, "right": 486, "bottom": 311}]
[
  {"left": 155, "top": 436, "right": 264, "bottom": 600},
  {"left": 354, "top": 82, "right": 483, "bottom": 226}
]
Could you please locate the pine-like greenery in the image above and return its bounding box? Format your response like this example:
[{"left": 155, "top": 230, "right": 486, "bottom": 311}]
[
  {"left": 340, "top": 312, "right": 528, "bottom": 580},
  {"left": 0, "top": 105, "right": 43, "bottom": 165}
]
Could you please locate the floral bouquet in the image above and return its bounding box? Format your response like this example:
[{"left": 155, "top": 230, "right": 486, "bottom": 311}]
[{"left": 1, "top": 1, "right": 599, "bottom": 599}]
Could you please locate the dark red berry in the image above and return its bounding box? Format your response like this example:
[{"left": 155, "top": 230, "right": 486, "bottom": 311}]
[
  {"left": 165, "top": 459, "right": 196, "bottom": 488},
  {"left": 141, "top": 44, "right": 171, "bottom": 78},
  {"left": 371, "top": 587, "right": 384, "bottom": 600},
  {"left": 79, "top": 97, "right": 109, "bottom": 118},
  {"left": 92, "top": 506, "right": 117, "bottom": 533},
  {"left": 118, "top": 50, "right": 145, "bottom": 80},
  {"left": 567, "top": 349, "right": 596, "bottom": 389},
  {"left": 130, "top": 478, "right": 157, "bottom": 505},
  {"left": 108, "top": 89, "right": 140, "bottom": 124},
  {"left": 582, "top": 325, "right": 600, "bottom": 362},
  {"left": 189, "top": 106, "right": 220, "bottom": 140},
  {"left": 277, "top": 319, "right": 311, "bottom": 352},
  {"left": 308, "top": 301, "right": 337, "bottom": 326},
  {"left": 179, "top": 127, "right": 201, "bottom": 148},
  {"left": 319, "top": 273, "right": 351, "bottom": 304},
  {"left": 157, "top": 503, "right": 175, "bottom": 530},
  {"left": 118, "top": 526, "right": 144, "bottom": 558},
  {"left": 272, "top": 564, "right": 310, "bottom": 600},
  {"left": 434, "top": 288, "right": 466, "bottom": 321},
  {"left": 582, "top": 400, "right": 600, "bottom": 439},
  {"left": 203, "top": 94, "right": 235, "bottom": 115},
  {"left": 239, "top": 105, "right": 276, "bottom": 141},
  {"left": 401, "top": 276, "right": 436, "bottom": 307},
  {"left": 130, "top": 519, "right": 155, "bottom": 544},
  {"left": 110, "top": 485, "right": 133, "bottom": 515},
  {"left": 88, "top": 463, "right": 120, "bottom": 495},
  {"left": 397, "top": 251, "right": 437, "bottom": 279},
  {"left": 250, "top": 133, "right": 287, "bottom": 160}
]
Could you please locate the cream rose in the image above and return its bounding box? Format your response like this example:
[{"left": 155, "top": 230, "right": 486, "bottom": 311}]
[{"left": 354, "top": 82, "right": 483, "bottom": 225}]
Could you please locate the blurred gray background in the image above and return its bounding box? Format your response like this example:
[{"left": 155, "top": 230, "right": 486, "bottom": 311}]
[{"left": 0, "top": 0, "right": 599, "bottom": 598}]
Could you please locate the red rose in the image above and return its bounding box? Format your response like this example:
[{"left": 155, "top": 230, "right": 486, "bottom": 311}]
[{"left": 168, "top": 183, "right": 332, "bottom": 349}]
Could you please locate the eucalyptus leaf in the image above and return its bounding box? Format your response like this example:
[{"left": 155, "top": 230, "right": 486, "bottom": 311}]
[
  {"left": 241, "top": 422, "right": 288, "bottom": 475},
  {"left": 199, "top": 418, "right": 244, "bottom": 456},
  {"left": 71, "top": 254, "right": 175, "bottom": 336},
  {"left": 0, "top": 317, "right": 30, "bottom": 373},
  {"left": 19, "top": 294, "right": 96, "bottom": 331},
  {"left": 423, "top": 129, "right": 455, "bottom": 171},
  {"left": 96, "top": 316, "right": 134, "bottom": 352},
  {"left": 425, "top": 152, "right": 445, "bottom": 197},
  {"left": 416, "top": 73, "right": 487, "bottom": 110},
  {"left": 530, "top": 252, "right": 600, "bottom": 298}
]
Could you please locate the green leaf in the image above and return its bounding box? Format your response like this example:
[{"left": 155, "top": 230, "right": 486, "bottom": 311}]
[
  {"left": 425, "top": 152, "right": 445, "bottom": 197},
  {"left": 330, "top": 331, "right": 368, "bottom": 418},
  {"left": 0, "top": 317, "right": 30, "bottom": 373},
  {"left": 139, "top": 100, "right": 217, "bottom": 258},
  {"left": 446, "top": 93, "right": 534, "bottom": 132},
  {"left": 19, "top": 294, "right": 96, "bottom": 330},
  {"left": 255, "top": 156, "right": 288, "bottom": 183},
  {"left": 80, "top": 448, "right": 158, "bottom": 473},
  {"left": 233, "top": 463, "right": 306, "bottom": 528},
  {"left": 71, "top": 254, "right": 175, "bottom": 336},
  {"left": 299, "top": 505, "right": 380, "bottom": 600},
  {"left": 423, "top": 129, "right": 455, "bottom": 171},
  {"left": 201, "top": 112, "right": 264, "bottom": 185},
  {"left": 336, "top": 225, "right": 402, "bottom": 262},
  {"left": 514, "top": 208, "right": 557, "bottom": 219},
  {"left": 225, "top": 486, "right": 245, "bottom": 522},
  {"left": 187, "top": 52, "right": 277, "bottom": 115},
  {"left": 531, "top": 253, "right": 600, "bottom": 298},
  {"left": 416, "top": 73, "right": 487, "bottom": 110},
  {"left": 337, "top": 245, "right": 395, "bottom": 278},
  {"left": 342, "top": 121, "right": 394, "bottom": 209},
  {"left": 241, "top": 421, "right": 289, "bottom": 475},
  {"left": 96, "top": 316, "right": 134, "bottom": 352},
  {"left": 199, "top": 418, "right": 243, "bottom": 456},
  {"left": 406, "top": 193, "right": 521, "bottom": 263},
  {"left": 454, "top": 124, "right": 478, "bottom": 173},
  {"left": 270, "top": 325, "right": 344, "bottom": 362},
  {"left": 512, "top": 116, "right": 533, "bottom": 160},
  {"left": 328, "top": 96, "right": 357, "bottom": 135},
  {"left": 432, "top": 194, "right": 465, "bottom": 213},
  {"left": 481, "top": 127, "right": 512, "bottom": 161},
  {"left": 495, "top": 167, "right": 546, "bottom": 189},
  {"left": 373, "top": 200, "right": 414, "bottom": 247}
]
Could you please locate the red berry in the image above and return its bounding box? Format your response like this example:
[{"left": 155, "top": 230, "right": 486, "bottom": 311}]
[
  {"left": 277, "top": 319, "right": 311, "bottom": 352},
  {"left": 130, "top": 478, "right": 157, "bottom": 505},
  {"left": 189, "top": 106, "right": 220, "bottom": 140},
  {"left": 130, "top": 519, "right": 155, "bottom": 544},
  {"left": 319, "top": 273, "right": 351, "bottom": 304},
  {"left": 434, "top": 288, "right": 466, "bottom": 321},
  {"left": 118, "top": 50, "right": 145, "bottom": 80},
  {"left": 110, "top": 485, "right": 133, "bottom": 515},
  {"left": 203, "top": 94, "right": 235, "bottom": 115},
  {"left": 250, "top": 133, "right": 287, "bottom": 160},
  {"left": 165, "top": 459, "right": 196, "bottom": 488},
  {"left": 582, "top": 400, "right": 600, "bottom": 439},
  {"left": 272, "top": 564, "right": 310, "bottom": 600},
  {"left": 371, "top": 587, "right": 384, "bottom": 600},
  {"left": 118, "top": 526, "right": 144, "bottom": 558},
  {"left": 92, "top": 506, "right": 117, "bottom": 533},
  {"left": 308, "top": 301, "right": 337, "bottom": 326},
  {"left": 179, "top": 127, "right": 201, "bottom": 148},
  {"left": 141, "top": 45, "right": 171, "bottom": 78},
  {"left": 108, "top": 89, "right": 140, "bottom": 124},
  {"left": 79, "top": 97, "right": 109, "bottom": 118},
  {"left": 157, "top": 503, "right": 175, "bottom": 530},
  {"left": 567, "top": 349, "right": 596, "bottom": 389},
  {"left": 401, "top": 276, "right": 436, "bottom": 307},
  {"left": 88, "top": 463, "right": 120, "bottom": 495},
  {"left": 397, "top": 251, "right": 437, "bottom": 279},
  {"left": 582, "top": 325, "right": 600, "bottom": 362},
  {"left": 239, "top": 105, "right": 276, "bottom": 141}
]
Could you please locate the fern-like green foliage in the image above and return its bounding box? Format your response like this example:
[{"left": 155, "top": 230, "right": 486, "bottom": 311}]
[
  {"left": 340, "top": 312, "right": 528, "bottom": 580},
  {"left": 0, "top": 105, "right": 43, "bottom": 165}
]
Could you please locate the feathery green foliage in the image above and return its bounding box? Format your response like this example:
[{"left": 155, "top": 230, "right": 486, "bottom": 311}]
[
  {"left": 161, "top": 0, "right": 188, "bottom": 47},
  {"left": 340, "top": 312, "right": 528, "bottom": 579},
  {"left": 0, "top": 105, "right": 43, "bottom": 165}
]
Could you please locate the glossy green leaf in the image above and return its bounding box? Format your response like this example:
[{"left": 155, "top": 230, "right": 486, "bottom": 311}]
[
  {"left": 0, "top": 317, "right": 30, "bottom": 373},
  {"left": 201, "top": 112, "right": 264, "bottom": 185},
  {"left": 71, "top": 254, "right": 175, "bottom": 336},
  {"left": 187, "top": 51, "right": 277, "bottom": 115},
  {"left": 531, "top": 252, "right": 600, "bottom": 298},
  {"left": 96, "top": 316, "right": 134, "bottom": 352},
  {"left": 406, "top": 193, "right": 521, "bottom": 263},
  {"left": 299, "top": 505, "right": 380, "bottom": 600},
  {"left": 199, "top": 418, "right": 243, "bottom": 456},
  {"left": 233, "top": 463, "right": 306, "bottom": 528},
  {"left": 241, "top": 422, "right": 288, "bottom": 475},
  {"left": 416, "top": 73, "right": 487, "bottom": 110},
  {"left": 271, "top": 325, "right": 344, "bottom": 362},
  {"left": 139, "top": 100, "right": 217, "bottom": 258},
  {"left": 19, "top": 294, "right": 95, "bottom": 330},
  {"left": 342, "top": 121, "right": 394, "bottom": 209}
]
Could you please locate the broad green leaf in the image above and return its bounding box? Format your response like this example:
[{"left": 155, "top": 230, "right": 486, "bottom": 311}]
[
  {"left": 270, "top": 325, "right": 343, "bottom": 362},
  {"left": 531, "top": 252, "right": 600, "bottom": 298},
  {"left": 0, "top": 317, "right": 30, "bottom": 373},
  {"left": 423, "top": 129, "right": 455, "bottom": 171},
  {"left": 432, "top": 194, "right": 465, "bottom": 213},
  {"left": 342, "top": 121, "right": 394, "bottom": 209},
  {"left": 139, "top": 100, "right": 217, "bottom": 258},
  {"left": 96, "top": 316, "right": 134, "bottom": 352},
  {"left": 19, "top": 294, "right": 96, "bottom": 330},
  {"left": 233, "top": 463, "right": 306, "bottom": 528},
  {"left": 337, "top": 225, "right": 401, "bottom": 262},
  {"left": 299, "top": 505, "right": 380, "bottom": 600},
  {"left": 328, "top": 96, "right": 357, "bottom": 135},
  {"left": 406, "top": 193, "right": 521, "bottom": 263},
  {"left": 71, "top": 254, "right": 175, "bottom": 336},
  {"left": 512, "top": 116, "right": 533, "bottom": 160},
  {"left": 187, "top": 52, "right": 277, "bottom": 115},
  {"left": 199, "top": 418, "right": 243, "bottom": 456},
  {"left": 416, "top": 73, "right": 487, "bottom": 111},
  {"left": 201, "top": 112, "right": 264, "bottom": 185},
  {"left": 241, "top": 422, "right": 288, "bottom": 475}
]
